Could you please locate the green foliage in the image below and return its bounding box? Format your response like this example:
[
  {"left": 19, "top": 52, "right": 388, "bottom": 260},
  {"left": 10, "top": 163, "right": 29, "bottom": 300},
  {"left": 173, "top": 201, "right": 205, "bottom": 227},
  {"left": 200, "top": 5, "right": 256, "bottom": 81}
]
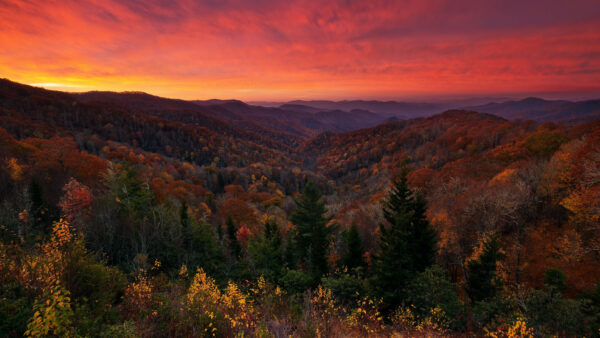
[
  {"left": 525, "top": 288, "right": 585, "bottom": 336},
  {"left": 470, "top": 292, "right": 518, "bottom": 331},
  {"left": 69, "top": 261, "right": 126, "bottom": 317},
  {"left": 280, "top": 269, "right": 313, "bottom": 295},
  {"left": 290, "top": 183, "right": 336, "bottom": 281},
  {"left": 371, "top": 169, "right": 438, "bottom": 312},
  {"left": 0, "top": 278, "right": 34, "bottom": 337},
  {"left": 544, "top": 268, "right": 568, "bottom": 293},
  {"left": 190, "top": 220, "right": 224, "bottom": 277},
  {"left": 339, "top": 223, "right": 366, "bottom": 273},
  {"left": 247, "top": 220, "right": 283, "bottom": 282},
  {"left": 226, "top": 216, "right": 241, "bottom": 260},
  {"left": 321, "top": 270, "right": 366, "bottom": 305},
  {"left": 180, "top": 200, "right": 191, "bottom": 252},
  {"left": 524, "top": 128, "right": 569, "bottom": 157},
  {"left": 99, "top": 321, "right": 138, "bottom": 337},
  {"left": 580, "top": 283, "right": 600, "bottom": 337},
  {"left": 404, "top": 265, "right": 463, "bottom": 329},
  {"left": 467, "top": 233, "right": 505, "bottom": 303}
]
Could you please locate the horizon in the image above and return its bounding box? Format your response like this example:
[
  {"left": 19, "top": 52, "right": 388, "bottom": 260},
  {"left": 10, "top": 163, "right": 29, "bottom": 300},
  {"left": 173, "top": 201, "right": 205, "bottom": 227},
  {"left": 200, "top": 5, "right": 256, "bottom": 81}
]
[
  {"left": 12, "top": 79, "right": 600, "bottom": 105},
  {"left": 1, "top": 0, "right": 599, "bottom": 101}
]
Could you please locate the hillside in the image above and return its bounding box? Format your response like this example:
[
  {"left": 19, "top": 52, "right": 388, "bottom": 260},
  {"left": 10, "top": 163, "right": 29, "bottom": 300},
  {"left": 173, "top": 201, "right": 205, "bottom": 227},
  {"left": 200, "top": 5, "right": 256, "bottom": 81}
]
[
  {"left": 465, "top": 97, "right": 600, "bottom": 123},
  {"left": 1, "top": 79, "right": 600, "bottom": 336}
]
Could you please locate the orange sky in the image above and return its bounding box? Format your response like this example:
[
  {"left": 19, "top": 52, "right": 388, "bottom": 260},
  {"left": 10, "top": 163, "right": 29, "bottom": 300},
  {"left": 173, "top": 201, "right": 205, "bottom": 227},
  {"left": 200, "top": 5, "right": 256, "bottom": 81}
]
[{"left": 1, "top": 0, "right": 599, "bottom": 101}]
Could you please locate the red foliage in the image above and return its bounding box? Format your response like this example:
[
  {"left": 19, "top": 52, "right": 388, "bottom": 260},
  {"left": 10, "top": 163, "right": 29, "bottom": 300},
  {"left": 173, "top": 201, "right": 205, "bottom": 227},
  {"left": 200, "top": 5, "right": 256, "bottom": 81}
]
[{"left": 58, "top": 178, "right": 94, "bottom": 225}]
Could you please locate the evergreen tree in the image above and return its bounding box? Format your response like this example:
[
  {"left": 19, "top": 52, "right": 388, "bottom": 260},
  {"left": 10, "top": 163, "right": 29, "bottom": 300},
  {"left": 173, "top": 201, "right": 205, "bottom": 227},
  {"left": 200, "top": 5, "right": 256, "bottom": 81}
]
[
  {"left": 283, "top": 234, "right": 296, "bottom": 269},
  {"left": 248, "top": 220, "right": 283, "bottom": 281},
  {"left": 180, "top": 200, "right": 191, "bottom": 251},
  {"left": 28, "top": 179, "right": 46, "bottom": 231},
  {"left": 467, "top": 233, "right": 505, "bottom": 302},
  {"left": 226, "top": 216, "right": 242, "bottom": 260},
  {"left": 216, "top": 222, "right": 224, "bottom": 241},
  {"left": 371, "top": 169, "right": 438, "bottom": 312},
  {"left": 291, "top": 182, "right": 336, "bottom": 281},
  {"left": 340, "top": 222, "right": 366, "bottom": 273}
]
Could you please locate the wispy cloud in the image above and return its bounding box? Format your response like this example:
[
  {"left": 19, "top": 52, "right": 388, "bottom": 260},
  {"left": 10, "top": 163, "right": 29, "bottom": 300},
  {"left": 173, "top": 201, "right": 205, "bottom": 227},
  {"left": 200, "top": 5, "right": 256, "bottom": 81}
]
[{"left": 1, "top": 0, "right": 599, "bottom": 100}]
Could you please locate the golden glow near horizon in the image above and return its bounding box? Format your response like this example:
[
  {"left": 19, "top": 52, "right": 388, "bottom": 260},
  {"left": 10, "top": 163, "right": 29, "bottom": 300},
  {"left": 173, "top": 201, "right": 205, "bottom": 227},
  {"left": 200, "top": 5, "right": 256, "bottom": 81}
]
[{"left": 1, "top": 0, "right": 599, "bottom": 101}]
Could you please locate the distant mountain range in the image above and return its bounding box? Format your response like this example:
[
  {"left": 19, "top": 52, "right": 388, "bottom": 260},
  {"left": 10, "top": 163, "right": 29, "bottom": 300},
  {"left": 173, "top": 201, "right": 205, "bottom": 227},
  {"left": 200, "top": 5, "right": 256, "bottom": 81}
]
[
  {"left": 252, "top": 97, "right": 600, "bottom": 124},
  {"left": 75, "top": 91, "right": 389, "bottom": 140},
  {"left": 462, "top": 97, "right": 600, "bottom": 123},
  {"left": 250, "top": 100, "right": 444, "bottom": 119},
  {"left": 3, "top": 79, "right": 599, "bottom": 141}
]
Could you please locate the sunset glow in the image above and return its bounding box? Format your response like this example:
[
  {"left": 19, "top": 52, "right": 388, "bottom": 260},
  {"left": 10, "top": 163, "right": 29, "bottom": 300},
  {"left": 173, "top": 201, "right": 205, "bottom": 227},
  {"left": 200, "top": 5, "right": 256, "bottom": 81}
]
[{"left": 1, "top": 0, "right": 599, "bottom": 100}]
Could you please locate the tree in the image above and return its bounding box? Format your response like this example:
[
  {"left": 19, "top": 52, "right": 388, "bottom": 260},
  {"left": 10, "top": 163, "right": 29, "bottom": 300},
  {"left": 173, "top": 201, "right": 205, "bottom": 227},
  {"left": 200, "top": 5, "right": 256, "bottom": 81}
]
[
  {"left": 28, "top": 179, "right": 47, "bottom": 231},
  {"left": 58, "top": 178, "right": 93, "bottom": 226},
  {"left": 247, "top": 220, "right": 283, "bottom": 281},
  {"left": 291, "top": 182, "right": 336, "bottom": 281},
  {"left": 467, "top": 233, "right": 505, "bottom": 302},
  {"left": 340, "top": 222, "right": 366, "bottom": 273},
  {"left": 180, "top": 200, "right": 191, "bottom": 252},
  {"left": 405, "top": 265, "right": 463, "bottom": 328},
  {"left": 371, "top": 169, "right": 438, "bottom": 312},
  {"left": 226, "top": 216, "right": 241, "bottom": 260},
  {"left": 544, "top": 268, "right": 568, "bottom": 294}
]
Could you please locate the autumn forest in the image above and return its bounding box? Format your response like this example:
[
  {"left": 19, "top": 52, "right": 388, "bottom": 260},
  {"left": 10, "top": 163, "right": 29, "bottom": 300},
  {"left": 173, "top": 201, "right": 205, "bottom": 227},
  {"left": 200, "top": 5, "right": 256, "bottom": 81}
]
[
  {"left": 0, "top": 77, "right": 599, "bottom": 337},
  {"left": 2, "top": 0, "right": 600, "bottom": 336}
]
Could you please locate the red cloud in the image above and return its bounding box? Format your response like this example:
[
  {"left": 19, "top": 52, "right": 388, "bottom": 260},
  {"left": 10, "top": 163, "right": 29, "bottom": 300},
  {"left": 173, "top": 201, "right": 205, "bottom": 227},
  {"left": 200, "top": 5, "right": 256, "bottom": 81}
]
[{"left": 1, "top": 0, "right": 599, "bottom": 100}]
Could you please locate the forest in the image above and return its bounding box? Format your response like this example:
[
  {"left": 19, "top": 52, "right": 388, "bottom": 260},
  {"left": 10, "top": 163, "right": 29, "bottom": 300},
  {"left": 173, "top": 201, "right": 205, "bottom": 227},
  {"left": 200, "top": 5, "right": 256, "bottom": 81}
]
[{"left": 1, "top": 79, "right": 600, "bottom": 337}]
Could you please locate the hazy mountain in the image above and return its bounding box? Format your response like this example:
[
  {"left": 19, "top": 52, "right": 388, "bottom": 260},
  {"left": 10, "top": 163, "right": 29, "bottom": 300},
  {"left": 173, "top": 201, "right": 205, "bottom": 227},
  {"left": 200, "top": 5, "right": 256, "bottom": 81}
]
[
  {"left": 250, "top": 100, "right": 443, "bottom": 118},
  {"left": 464, "top": 97, "right": 600, "bottom": 123}
]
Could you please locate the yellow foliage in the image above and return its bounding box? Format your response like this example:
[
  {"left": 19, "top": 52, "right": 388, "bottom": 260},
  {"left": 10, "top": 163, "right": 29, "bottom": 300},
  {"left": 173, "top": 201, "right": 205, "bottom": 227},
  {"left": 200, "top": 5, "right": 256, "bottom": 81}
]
[
  {"left": 346, "top": 296, "right": 384, "bottom": 335},
  {"left": 7, "top": 157, "right": 24, "bottom": 181},
  {"left": 124, "top": 274, "right": 153, "bottom": 310},
  {"left": 25, "top": 281, "right": 74, "bottom": 337},
  {"left": 486, "top": 318, "right": 534, "bottom": 338},
  {"left": 222, "top": 281, "right": 255, "bottom": 330},
  {"left": 187, "top": 268, "right": 221, "bottom": 309}
]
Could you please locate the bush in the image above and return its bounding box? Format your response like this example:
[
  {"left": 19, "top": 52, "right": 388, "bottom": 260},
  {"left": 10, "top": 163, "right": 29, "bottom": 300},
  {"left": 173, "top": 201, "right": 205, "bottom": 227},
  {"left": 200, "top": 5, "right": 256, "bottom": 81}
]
[
  {"left": 321, "top": 270, "right": 365, "bottom": 305},
  {"left": 525, "top": 288, "right": 585, "bottom": 336},
  {"left": 580, "top": 283, "right": 600, "bottom": 337},
  {"left": 404, "top": 265, "right": 464, "bottom": 329},
  {"left": 280, "top": 269, "right": 313, "bottom": 295}
]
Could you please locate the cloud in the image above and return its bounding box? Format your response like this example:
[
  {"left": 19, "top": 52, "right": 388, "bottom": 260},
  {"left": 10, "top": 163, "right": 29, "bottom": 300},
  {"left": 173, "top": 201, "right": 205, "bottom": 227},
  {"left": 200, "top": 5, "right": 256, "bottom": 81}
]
[{"left": 0, "top": 0, "right": 599, "bottom": 100}]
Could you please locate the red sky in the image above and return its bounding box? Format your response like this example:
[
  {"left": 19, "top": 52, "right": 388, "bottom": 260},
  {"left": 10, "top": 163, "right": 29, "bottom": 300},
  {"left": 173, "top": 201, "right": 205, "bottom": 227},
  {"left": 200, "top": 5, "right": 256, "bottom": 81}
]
[{"left": 1, "top": 0, "right": 599, "bottom": 101}]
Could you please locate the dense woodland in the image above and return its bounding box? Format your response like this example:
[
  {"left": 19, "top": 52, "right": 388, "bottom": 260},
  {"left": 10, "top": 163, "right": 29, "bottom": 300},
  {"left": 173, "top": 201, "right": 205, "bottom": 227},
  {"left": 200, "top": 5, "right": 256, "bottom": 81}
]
[{"left": 1, "top": 79, "right": 600, "bottom": 337}]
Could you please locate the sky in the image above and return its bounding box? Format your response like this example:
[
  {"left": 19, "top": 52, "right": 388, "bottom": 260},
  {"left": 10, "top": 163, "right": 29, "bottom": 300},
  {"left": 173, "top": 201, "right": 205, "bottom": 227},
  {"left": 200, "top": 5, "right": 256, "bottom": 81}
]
[{"left": 1, "top": 0, "right": 599, "bottom": 101}]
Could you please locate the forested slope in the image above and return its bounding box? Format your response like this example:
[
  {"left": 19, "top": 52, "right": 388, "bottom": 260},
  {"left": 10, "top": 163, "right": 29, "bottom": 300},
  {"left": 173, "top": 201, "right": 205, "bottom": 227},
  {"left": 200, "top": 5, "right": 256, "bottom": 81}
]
[{"left": 1, "top": 79, "right": 599, "bottom": 337}]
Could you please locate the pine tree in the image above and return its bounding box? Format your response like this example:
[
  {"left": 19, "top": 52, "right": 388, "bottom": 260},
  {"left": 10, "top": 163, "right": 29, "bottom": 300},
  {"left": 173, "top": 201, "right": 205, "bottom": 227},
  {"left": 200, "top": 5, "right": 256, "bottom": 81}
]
[
  {"left": 180, "top": 200, "right": 191, "bottom": 251},
  {"left": 341, "top": 222, "right": 366, "bottom": 273},
  {"left": 371, "top": 169, "right": 438, "bottom": 312},
  {"left": 291, "top": 182, "right": 336, "bottom": 280},
  {"left": 467, "top": 233, "right": 505, "bottom": 302},
  {"left": 248, "top": 220, "right": 283, "bottom": 281},
  {"left": 284, "top": 234, "right": 296, "bottom": 269},
  {"left": 28, "top": 179, "right": 46, "bottom": 231},
  {"left": 226, "top": 216, "right": 241, "bottom": 260},
  {"left": 216, "top": 222, "right": 224, "bottom": 241}
]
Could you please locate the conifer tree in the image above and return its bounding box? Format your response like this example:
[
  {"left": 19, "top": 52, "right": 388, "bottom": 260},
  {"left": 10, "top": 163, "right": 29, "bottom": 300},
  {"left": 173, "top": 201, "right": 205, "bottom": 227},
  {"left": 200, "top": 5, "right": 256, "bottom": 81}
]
[
  {"left": 180, "top": 200, "right": 191, "bottom": 251},
  {"left": 248, "top": 220, "right": 283, "bottom": 281},
  {"left": 371, "top": 168, "right": 438, "bottom": 311},
  {"left": 291, "top": 182, "right": 336, "bottom": 280},
  {"left": 226, "top": 216, "right": 241, "bottom": 260},
  {"left": 467, "top": 233, "right": 505, "bottom": 302},
  {"left": 284, "top": 235, "right": 296, "bottom": 269},
  {"left": 28, "top": 179, "right": 46, "bottom": 231},
  {"left": 341, "top": 222, "right": 366, "bottom": 273}
]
